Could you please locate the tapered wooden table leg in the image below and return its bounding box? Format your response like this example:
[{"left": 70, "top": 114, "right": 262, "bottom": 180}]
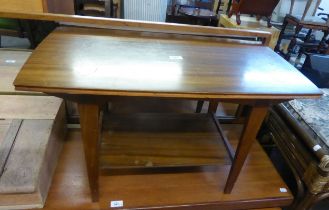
[
  {"left": 78, "top": 103, "right": 102, "bottom": 202},
  {"left": 196, "top": 100, "right": 204, "bottom": 113},
  {"left": 224, "top": 105, "right": 268, "bottom": 193},
  {"left": 208, "top": 100, "right": 219, "bottom": 114}
]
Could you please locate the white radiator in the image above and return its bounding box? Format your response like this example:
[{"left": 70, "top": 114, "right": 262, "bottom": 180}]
[{"left": 124, "top": 0, "right": 168, "bottom": 22}]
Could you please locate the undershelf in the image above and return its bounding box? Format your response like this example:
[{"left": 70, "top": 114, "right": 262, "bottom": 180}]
[{"left": 100, "top": 113, "right": 231, "bottom": 169}]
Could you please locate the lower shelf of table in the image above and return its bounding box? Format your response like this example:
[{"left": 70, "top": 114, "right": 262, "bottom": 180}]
[
  {"left": 100, "top": 113, "right": 231, "bottom": 170},
  {"left": 42, "top": 128, "right": 292, "bottom": 210}
]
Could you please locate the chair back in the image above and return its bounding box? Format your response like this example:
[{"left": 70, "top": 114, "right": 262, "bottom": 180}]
[
  {"left": 238, "top": 0, "right": 280, "bottom": 16},
  {"left": 289, "top": 0, "right": 322, "bottom": 21},
  {"left": 195, "top": 0, "right": 215, "bottom": 10}
]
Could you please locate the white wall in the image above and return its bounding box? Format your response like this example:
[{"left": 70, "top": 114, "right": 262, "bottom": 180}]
[
  {"left": 274, "top": 0, "right": 318, "bottom": 17},
  {"left": 319, "top": 1, "right": 329, "bottom": 13},
  {"left": 272, "top": 0, "right": 329, "bottom": 21}
]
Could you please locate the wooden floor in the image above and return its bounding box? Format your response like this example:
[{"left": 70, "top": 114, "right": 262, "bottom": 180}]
[{"left": 39, "top": 123, "right": 291, "bottom": 210}]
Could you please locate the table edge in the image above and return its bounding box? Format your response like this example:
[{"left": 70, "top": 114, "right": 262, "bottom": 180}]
[{"left": 14, "top": 85, "right": 323, "bottom": 100}]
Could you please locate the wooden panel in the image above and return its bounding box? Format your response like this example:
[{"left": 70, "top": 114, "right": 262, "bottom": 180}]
[
  {"left": 0, "top": 95, "right": 63, "bottom": 119},
  {"left": 0, "top": 102, "right": 66, "bottom": 209},
  {"left": 0, "top": 120, "right": 12, "bottom": 142},
  {"left": 13, "top": 26, "right": 321, "bottom": 99},
  {"left": 41, "top": 128, "right": 292, "bottom": 209},
  {"left": 46, "top": 0, "right": 75, "bottom": 15},
  {"left": 100, "top": 113, "right": 231, "bottom": 168},
  {"left": 0, "top": 0, "right": 44, "bottom": 13},
  {"left": 0, "top": 10, "right": 272, "bottom": 42},
  {"left": 219, "top": 14, "right": 280, "bottom": 49},
  {"left": 0, "top": 120, "right": 22, "bottom": 176},
  {"left": 0, "top": 120, "right": 55, "bottom": 193},
  {"left": 0, "top": 0, "right": 74, "bottom": 14}
]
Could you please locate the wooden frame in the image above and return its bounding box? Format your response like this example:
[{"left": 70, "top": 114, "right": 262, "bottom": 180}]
[
  {"left": 0, "top": 10, "right": 272, "bottom": 46},
  {"left": 275, "top": 0, "right": 329, "bottom": 61},
  {"left": 260, "top": 104, "right": 329, "bottom": 210},
  {"left": 0, "top": 0, "right": 74, "bottom": 14},
  {"left": 228, "top": 0, "right": 280, "bottom": 27}
]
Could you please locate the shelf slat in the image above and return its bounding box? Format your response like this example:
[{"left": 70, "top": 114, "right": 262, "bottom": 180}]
[{"left": 100, "top": 113, "right": 231, "bottom": 169}]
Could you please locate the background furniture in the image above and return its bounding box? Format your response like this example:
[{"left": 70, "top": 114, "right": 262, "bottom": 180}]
[
  {"left": 228, "top": 0, "right": 280, "bottom": 27},
  {"left": 219, "top": 14, "right": 280, "bottom": 49},
  {"left": 178, "top": 5, "right": 218, "bottom": 25},
  {"left": 168, "top": 0, "right": 220, "bottom": 26},
  {"left": 290, "top": 0, "right": 322, "bottom": 21},
  {"left": 0, "top": 0, "right": 74, "bottom": 48},
  {"left": 0, "top": 0, "right": 75, "bottom": 14},
  {"left": 275, "top": 0, "right": 329, "bottom": 62},
  {"left": 300, "top": 54, "right": 329, "bottom": 88},
  {"left": 259, "top": 89, "right": 329, "bottom": 210},
  {"left": 75, "top": 0, "right": 118, "bottom": 18},
  {"left": 275, "top": 14, "right": 328, "bottom": 61}
]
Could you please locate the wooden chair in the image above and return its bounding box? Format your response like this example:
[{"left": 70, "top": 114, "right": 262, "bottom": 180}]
[
  {"left": 275, "top": 0, "right": 328, "bottom": 61},
  {"left": 75, "top": 0, "right": 118, "bottom": 18},
  {"left": 259, "top": 89, "right": 329, "bottom": 210},
  {"left": 289, "top": 0, "right": 322, "bottom": 20},
  {"left": 228, "top": 0, "right": 280, "bottom": 27},
  {"left": 172, "top": 0, "right": 220, "bottom": 25}
]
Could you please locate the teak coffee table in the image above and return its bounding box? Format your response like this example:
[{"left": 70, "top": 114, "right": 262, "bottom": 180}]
[{"left": 12, "top": 15, "right": 322, "bottom": 202}]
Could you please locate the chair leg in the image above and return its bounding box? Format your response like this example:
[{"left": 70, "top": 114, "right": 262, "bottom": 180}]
[
  {"left": 196, "top": 100, "right": 204, "bottom": 113},
  {"left": 294, "top": 29, "right": 310, "bottom": 66},
  {"left": 228, "top": 0, "right": 237, "bottom": 18},
  {"left": 266, "top": 15, "right": 272, "bottom": 28},
  {"left": 318, "top": 30, "right": 329, "bottom": 53},
  {"left": 208, "top": 101, "right": 219, "bottom": 114},
  {"left": 21, "top": 20, "right": 37, "bottom": 49},
  {"left": 286, "top": 24, "right": 303, "bottom": 61},
  {"left": 236, "top": 12, "right": 241, "bottom": 25},
  {"left": 235, "top": 104, "right": 245, "bottom": 119},
  {"left": 228, "top": 9, "right": 234, "bottom": 18},
  {"left": 275, "top": 17, "right": 288, "bottom": 52}
]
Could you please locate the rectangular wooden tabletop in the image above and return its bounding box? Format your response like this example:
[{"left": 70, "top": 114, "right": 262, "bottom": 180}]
[{"left": 14, "top": 26, "right": 321, "bottom": 100}]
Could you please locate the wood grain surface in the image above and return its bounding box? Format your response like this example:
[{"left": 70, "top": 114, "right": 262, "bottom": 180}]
[
  {"left": 0, "top": 102, "right": 66, "bottom": 209},
  {"left": 0, "top": 10, "right": 272, "bottom": 43},
  {"left": 0, "top": 95, "right": 63, "bottom": 119},
  {"left": 78, "top": 103, "right": 102, "bottom": 202},
  {"left": 0, "top": 120, "right": 54, "bottom": 193},
  {"left": 219, "top": 14, "right": 280, "bottom": 49},
  {"left": 0, "top": 0, "right": 45, "bottom": 13},
  {"left": 0, "top": 120, "right": 22, "bottom": 177},
  {"left": 0, "top": 0, "right": 74, "bottom": 14},
  {"left": 100, "top": 113, "right": 231, "bottom": 168},
  {"left": 14, "top": 27, "right": 321, "bottom": 100}
]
